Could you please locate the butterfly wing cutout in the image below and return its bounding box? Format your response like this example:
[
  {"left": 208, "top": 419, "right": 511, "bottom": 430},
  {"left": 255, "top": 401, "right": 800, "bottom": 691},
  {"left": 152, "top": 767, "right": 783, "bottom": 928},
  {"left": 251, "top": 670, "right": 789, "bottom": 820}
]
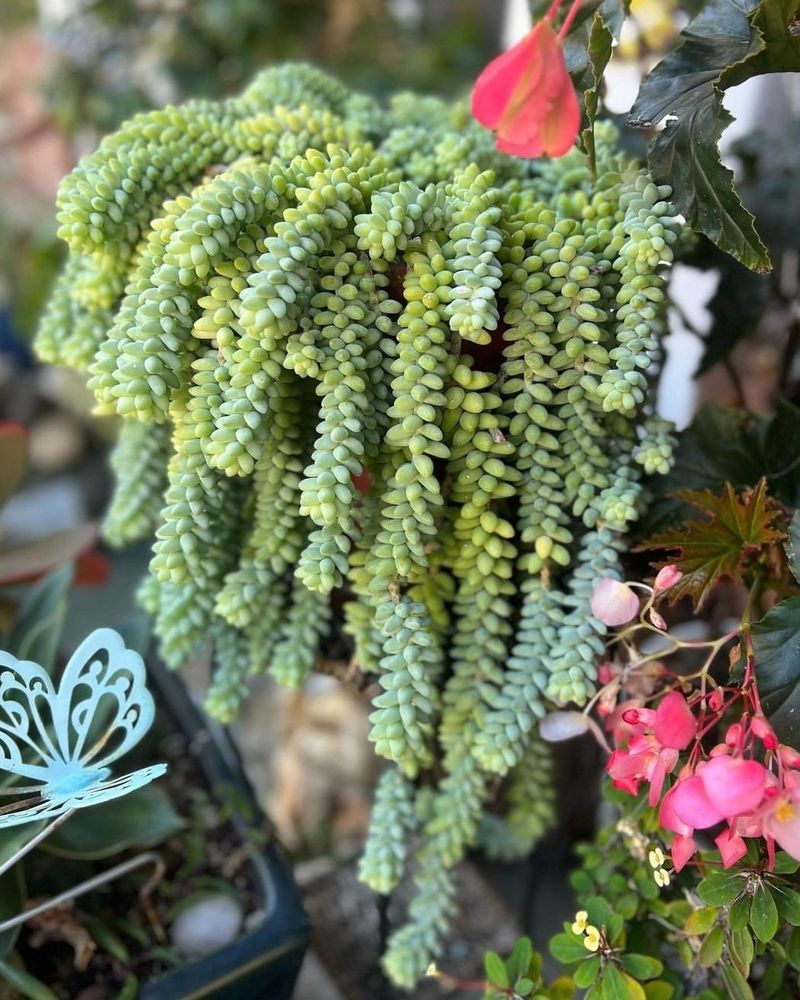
[
  {"left": 52, "top": 628, "right": 156, "bottom": 769},
  {"left": 0, "top": 651, "right": 61, "bottom": 783},
  {"left": 0, "top": 763, "right": 168, "bottom": 828},
  {"left": 0, "top": 629, "right": 165, "bottom": 820}
]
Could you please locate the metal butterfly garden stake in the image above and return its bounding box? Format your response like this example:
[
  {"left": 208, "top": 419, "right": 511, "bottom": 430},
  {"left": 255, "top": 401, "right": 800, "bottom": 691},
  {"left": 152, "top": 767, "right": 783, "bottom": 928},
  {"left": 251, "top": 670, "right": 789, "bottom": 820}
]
[{"left": 0, "top": 628, "right": 167, "bottom": 933}]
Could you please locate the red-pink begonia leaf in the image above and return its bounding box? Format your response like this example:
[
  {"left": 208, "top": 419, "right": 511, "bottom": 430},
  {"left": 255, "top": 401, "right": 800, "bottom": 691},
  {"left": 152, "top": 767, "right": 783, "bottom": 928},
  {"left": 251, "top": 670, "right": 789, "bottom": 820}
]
[
  {"left": 654, "top": 691, "right": 697, "bottom": 751},
  {"left": 699, "top": 755, "right": 768, "bottom": 818}
]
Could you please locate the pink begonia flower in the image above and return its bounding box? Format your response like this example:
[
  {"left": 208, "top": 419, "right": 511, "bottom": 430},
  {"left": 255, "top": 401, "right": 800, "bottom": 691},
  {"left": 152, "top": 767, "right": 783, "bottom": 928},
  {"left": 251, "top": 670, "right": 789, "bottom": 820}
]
[
  {"left": 471, "top": 16, "right": 580, "bottom": 158},
  {"left": 659, "top": 783, "right": 694, "bottom": 837},
  {"left": 763, "top": 793, "right": 800, "bottom": 860},
  {"left": 654, "top": 564, "right": 683, "bottom": 593},
  {"left": 607, "top": 701, "right": 650, "bottom": 746},
  {"left": 670, "top": 775, "right": 725, "bottom": 830},
  {"left": 590, "top": 578, "right": 640, "bottom": 627},
  {"left": 608, "top": 734, "right": 678, "bottom": 806},
  {"left": 671, "top": 833, "right": 697, "bottom": 873},
  {"left": 715, "top": 827, "right": 748, "bottom": 868},
  {"left": 699, "top": 756, "right": 768, "bottom": 818},
  {"left": 653, "top": 692, "right": 697, "bottom": 750}
]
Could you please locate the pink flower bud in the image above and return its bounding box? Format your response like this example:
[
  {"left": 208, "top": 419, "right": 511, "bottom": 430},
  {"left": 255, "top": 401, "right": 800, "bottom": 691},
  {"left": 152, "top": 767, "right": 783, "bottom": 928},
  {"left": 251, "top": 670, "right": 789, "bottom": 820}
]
[
  {"left": 780, "top": 745, "right": 800, "bottom": 769},
  {"left": 699, "top": 756, "right": 768, "bottom": 818},
  {"left": 654, "top": 564, "right": 683, "bottom": 593},
  {"left": 649, "top": 608, "right": 667, "bottom": 630},
  {"left": 597, "top": 663, "right": 614, "bottom": 684},
  {"left": 708, "top": 689, "right": 724, "bottom": 712},
  {"left": 653, "top": 692, "right": 697, "bottom": 750},
  {"left": 751, "top": 716, "right": 778, "bottom": 750},
  {"left": 590, "top": 578, "right": 640, "bottom": 627},
  {"left": 725, "top": 723, "right": 743, "bottom": 748}
]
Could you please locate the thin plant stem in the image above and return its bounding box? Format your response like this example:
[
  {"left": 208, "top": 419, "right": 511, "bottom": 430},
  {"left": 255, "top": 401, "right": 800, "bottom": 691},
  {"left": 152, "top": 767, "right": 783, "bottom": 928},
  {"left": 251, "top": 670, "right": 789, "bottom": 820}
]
[
  {"left": 0, "top": 810, "right": 75, "bottom": 880},
  {"left": 557, "top": 0, "right": 583, "bottom": 38},
  {"left": 0, "top": 851, "right": 165, "bottom": 935}
]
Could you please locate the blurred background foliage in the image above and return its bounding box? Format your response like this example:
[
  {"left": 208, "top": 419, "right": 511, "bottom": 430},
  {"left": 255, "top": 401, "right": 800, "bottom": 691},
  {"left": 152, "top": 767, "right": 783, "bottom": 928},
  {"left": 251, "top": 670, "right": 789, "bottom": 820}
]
[{"left": 0, "top": 0, "right": 501, "bottom": 345}]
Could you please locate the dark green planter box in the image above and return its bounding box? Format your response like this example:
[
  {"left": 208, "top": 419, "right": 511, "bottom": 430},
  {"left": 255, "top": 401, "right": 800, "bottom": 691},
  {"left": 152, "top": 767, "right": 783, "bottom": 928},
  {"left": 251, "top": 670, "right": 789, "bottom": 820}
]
[{"left": 140, "top": 656, "right": 309, "bottom": 1000}]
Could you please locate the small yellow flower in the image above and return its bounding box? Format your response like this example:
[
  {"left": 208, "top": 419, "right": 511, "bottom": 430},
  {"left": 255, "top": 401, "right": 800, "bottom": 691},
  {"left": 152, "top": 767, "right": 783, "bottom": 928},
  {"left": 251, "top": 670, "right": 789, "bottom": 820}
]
[
  {"left": 571, "top": 909, "right": 589, "bottom": 934},
  {"left": 648, "top": 847, "right": 666, "bottom": 869},
  {"left": 654, "top": 867, "right": 671, "bottom": 888},
  {"left": 584, "top": 925, "right": 601, "bottom": 952}
]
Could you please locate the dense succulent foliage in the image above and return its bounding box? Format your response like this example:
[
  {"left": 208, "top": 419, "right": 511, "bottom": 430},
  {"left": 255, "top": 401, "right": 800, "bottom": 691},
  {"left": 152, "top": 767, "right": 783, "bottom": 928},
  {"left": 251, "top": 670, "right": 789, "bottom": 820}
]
[{"left": 37, "top": 63, "right": 683, "bottom": 987}]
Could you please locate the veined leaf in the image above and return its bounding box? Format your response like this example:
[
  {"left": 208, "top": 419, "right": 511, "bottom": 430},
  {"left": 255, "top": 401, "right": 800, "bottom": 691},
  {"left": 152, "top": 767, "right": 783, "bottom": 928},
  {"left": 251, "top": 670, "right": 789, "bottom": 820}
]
[
  {"left": 629, "top": 0, "right": 800, "bottom": 271},
  {"left": 642, "top": 478, "right": 786, "bottom": 607},
  {"left": 752, "top": 594, "right": 800, "bottom": 743},
  {"left": 561, "top": 1, "right": 630, "bottom": 174}
]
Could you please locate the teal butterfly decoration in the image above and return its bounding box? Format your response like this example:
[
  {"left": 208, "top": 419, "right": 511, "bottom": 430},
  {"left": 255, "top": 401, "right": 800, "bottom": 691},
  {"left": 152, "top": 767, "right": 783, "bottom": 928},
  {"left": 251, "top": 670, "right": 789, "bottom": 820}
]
[{"left": 0, "top": 628, "right": 166, "bottom": 828}]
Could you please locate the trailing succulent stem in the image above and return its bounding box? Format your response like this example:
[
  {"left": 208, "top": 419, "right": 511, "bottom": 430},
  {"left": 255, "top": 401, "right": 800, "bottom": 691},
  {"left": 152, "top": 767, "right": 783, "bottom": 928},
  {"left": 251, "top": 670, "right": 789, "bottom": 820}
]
[{"left": 38, "top": 63, "right": 682, "bottom": 989}]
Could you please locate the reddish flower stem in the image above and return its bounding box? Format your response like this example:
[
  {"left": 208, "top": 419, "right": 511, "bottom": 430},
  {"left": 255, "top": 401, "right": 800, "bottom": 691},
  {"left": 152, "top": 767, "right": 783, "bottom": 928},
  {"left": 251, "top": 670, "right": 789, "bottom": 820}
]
[{"left": 558, "top": 0, "right": 584, "bottom": 39}]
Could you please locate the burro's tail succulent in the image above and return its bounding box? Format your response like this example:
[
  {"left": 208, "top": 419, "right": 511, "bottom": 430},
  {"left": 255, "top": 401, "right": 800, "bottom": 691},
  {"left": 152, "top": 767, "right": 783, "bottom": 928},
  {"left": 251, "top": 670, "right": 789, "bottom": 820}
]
[{"left": 37, "top": 62, "right": 682, "bottom": 987}]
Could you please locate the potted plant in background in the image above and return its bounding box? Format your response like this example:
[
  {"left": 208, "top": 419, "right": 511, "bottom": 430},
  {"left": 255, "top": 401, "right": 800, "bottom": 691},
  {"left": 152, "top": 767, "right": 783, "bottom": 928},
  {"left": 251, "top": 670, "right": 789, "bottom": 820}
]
[
  {"left": 0, "top": 567, "right": 308, "bottom": 1000},
  {"left": 0, "top": 427, "right": 308, "bottom": 998}
]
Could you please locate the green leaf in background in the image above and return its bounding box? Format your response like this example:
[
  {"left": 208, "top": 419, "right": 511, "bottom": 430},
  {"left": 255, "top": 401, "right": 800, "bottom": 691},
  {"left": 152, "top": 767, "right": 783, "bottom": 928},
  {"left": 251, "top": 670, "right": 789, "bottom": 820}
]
[
  {"left": 730, "top": 895, "right": 751, "bottom": 931},
  {"left": 752, "top": 595, "right": 800, "bottom": 744},
  {"left": 694, "top": 246, "right": 770, "bottom": 376},
  {"left": 506, "top": 936, "right": 533, "bottom": 984},
  {"left": 0, "top": 958, "right": 57, "bottom": 1000},
  {"left": 729, "top": 926, "right": 755, "bottom": 974},
  {"left": 628, "top": 0, "right": 800, "bottom": 271},
  {"left": 550, "top": 932, "right": 591, "bottom": 964},
  {"left": 644, "top": 400, "right": 800, "bottom": 533},
  {"left": 750, "top": 882, "right": 780, "bottom": 941},
  {"left": 643, "top": 983, "right": 674, "bottom": 1000},
  {"left": 42, "top": 784, "right": 182, "bottom": 860},
  {"left": 684, "top": 906, "right": 718, "bottom": 936},
  {"left": 620, "top": 954, "right": 663, "bottom": 980},
  {"left": 720, "top": 961, "right": 755, "bottom": 1000},
  {"left": 0, "top": 866, "right": 25, "bottom": 960},
  {"left": 560, "top": 1, "right": 630, "bottom": 174},
  {"left": 574, "top": 955, "right": 601, "bottom": 989},
  {"left": 696, "top": 871, "right": 742, "bottom": 906},
  {"left": 787, "top": 926, "right": 800, "bottom": 969},
  {"left": 698, "top": 926, "right": 725, "bottom": 967},
  {"left": 786, "top": 511, "right": 800, "bottom": 586},
  {"left": 594, "top": 964, "right": 646, "bottom": 999},
  {"left": 485, "top": 951, "right": 509, "bottom": 988},
  {"left": 6, "top": 563, "right": 73, "bottom": 671},
  {"left": 775, "top": 886, "right": 800, "bottom": 925}
]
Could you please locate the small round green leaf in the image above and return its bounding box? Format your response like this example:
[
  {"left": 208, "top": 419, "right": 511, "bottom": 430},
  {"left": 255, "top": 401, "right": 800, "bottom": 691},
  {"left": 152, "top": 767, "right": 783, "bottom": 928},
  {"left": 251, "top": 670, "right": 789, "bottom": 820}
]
[
  {"left": 750, "top": 883, "right": 780, "bottom": 942},
  {"left": 620, "top": 954, "right": 663, "bottom": 981},
  {"left": 699, "top": 926, "right": 724, "bottom": 968}
]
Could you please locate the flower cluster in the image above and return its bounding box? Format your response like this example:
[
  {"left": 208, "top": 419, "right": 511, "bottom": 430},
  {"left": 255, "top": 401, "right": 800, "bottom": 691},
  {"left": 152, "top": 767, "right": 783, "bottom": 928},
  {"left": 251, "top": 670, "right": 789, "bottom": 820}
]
[
  {"left": 571, "top": 909, "right": 602, "bottom": 952},
  {"left": 592, "top": 566, "right": 800, "bottom": 875}
]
